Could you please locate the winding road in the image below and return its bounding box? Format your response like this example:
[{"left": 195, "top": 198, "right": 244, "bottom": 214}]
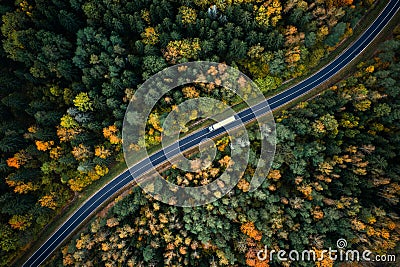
[{"left": 23, "top": 1, "right": 400, "bottom": 266}]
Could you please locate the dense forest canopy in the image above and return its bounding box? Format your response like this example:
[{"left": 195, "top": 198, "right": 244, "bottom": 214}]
[
  {"left": 52, "top": 34, "right": 400, "bottom": 267},
  {"left": 0, "top": 0, "right": 397, "bottom": 266}
]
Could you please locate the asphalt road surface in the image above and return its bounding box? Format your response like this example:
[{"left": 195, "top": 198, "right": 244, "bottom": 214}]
[{"left": 23, "top": 1, "right": 400, "bottom": 266}]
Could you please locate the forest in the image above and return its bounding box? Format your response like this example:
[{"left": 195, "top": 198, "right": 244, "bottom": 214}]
[
  {"left": 0, "top": 0, "right": 397, "bottom": 266},
  {"left": 48, "top": 33, "right": 400, "bottom": 266}
]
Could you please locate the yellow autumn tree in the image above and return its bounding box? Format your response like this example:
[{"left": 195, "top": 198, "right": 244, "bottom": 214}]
[
  {"left": 182, "top": 86, "right": 200, "bottom": 98},
  {"left": 354, "top": 99, "right": 371, "bottom": 111},
  {"left": 106, "top": 217, "right": 120, "bottom": 228},
  {"left": 73, "top": 92, "right": 93, "bottom": 112},
  {"left": 49, "top": 146, "right": 62, "bottom": 159},
  {"left": 148, "top": 113, "right": 163, "bottom": 132},
  {"left": 68, "top": 167, "right": 108, "bottom": 191},
  {"left": 141, "top": 9, "right": 151, "bottom": 24},
  {"left": 163, "top": 38, "right": 201, "bottom": 64},
  {"left": 285, "top": 48, "right": 301, "bottom": 65},
  {"left": 38, "top": 193, "right": 58, "bottom": 210},
  {"left": 141, "top": 27, "right": 159, "bottom": 45},
  {"left": 254, "top": 0, "right": 282, "bottom": 28},
  {"left": 94, "top": 165, "right": 109, "bottom": 176},
  {"left": 312, "top": 206, "right": 324, "bottom": 220},
  {"left": 68, "top": 176, "right": 91, "bottom": 192},
  {"left": 15, "top": 183, "right": 38, "bottom": 194},
  {"left": 179, "top": 6, "right": 197, "bottom": 24},
  {"left": 60, "top": 114, "right": 79, "bottom": 128},
  {"left": 365, "top": 65, "right": 375, "bottom": 73},
  {"left": 18, "top": 0, "right": 32, "bottom": 16},
  {"left": 326, "top": 0, "right": 354, "bottom": 7},
  {"left": 297, "top": 184, "right": 313, "bottom": 200},
  {"left": 94, "top": 146, "right": 111, "bottom": 159}
]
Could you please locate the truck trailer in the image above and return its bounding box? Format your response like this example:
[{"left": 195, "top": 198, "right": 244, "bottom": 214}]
[{"left": 208, "top": 115, "right": 239, "bottom": 132}]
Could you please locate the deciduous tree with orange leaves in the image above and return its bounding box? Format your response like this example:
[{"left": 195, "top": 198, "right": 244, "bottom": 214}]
[
  {"left": 35, "top": 140, "right": 54, "bottom": 151},
  {"left": 9, "top": 215, "right": 32, "bottom": 231},
  {"left": 103, "top": 125, "right": 122, "bottom": 145},
  {"left": 241, "top": 221, "right": 262, "bottom": 241}
]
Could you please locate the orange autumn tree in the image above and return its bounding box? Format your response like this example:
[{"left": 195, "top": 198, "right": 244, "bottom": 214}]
[
  {"left": 182, "top": 86, "right": 200, "bottom": 99},
  {"left": 6, "top": 150, "right": 30, "bottom": 169},
  {"left": 237, "top": 178, "right": 250, "bottom": 192},
  {"left": 267, "top": 169, "right": 281, "bottom": 180},
  {"left": 216, "top": 137, "right": 229, "bottom": 152},
  {"left": 241, "top": 224, "right": 267, "bottom": 267},
  {"left": 218, "top": 155, "right": 233, "bottom": 168},
  {"left": 9, "top": 214, "right": 32, "bottom": 231},
  {"left": 13, "top": 182, "right": 38, "bottom": 194},
  {"left": 314, "top": 247, "right": 334, "bottom": 267},
  {"left": 103, "top": 125, "right": 122, "bottom": 145},
  {"left": 35, "top": 140, "right": 54, "bottom": 151},
  {"left": 94, "top": 145, "right": 111, "bottom": 159},
  {"left": 6, "top": 157, "right": 20, "bottom": 169},
  {"left": 5, "top": 177, "right": 39, "bottom": 194},
  {"left": 241, "top": 221, "right": 262, "bottom": 241},
  {"left": 243, "top": 237, "right": 269, "bottom": 267},
  {"left": 56, "top": 126, "right": 81, "bottom": 142}
]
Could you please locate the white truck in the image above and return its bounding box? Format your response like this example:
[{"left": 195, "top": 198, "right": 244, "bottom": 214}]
[{"left": 208, "top": 115, "right": 239, "bottom": 132}]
